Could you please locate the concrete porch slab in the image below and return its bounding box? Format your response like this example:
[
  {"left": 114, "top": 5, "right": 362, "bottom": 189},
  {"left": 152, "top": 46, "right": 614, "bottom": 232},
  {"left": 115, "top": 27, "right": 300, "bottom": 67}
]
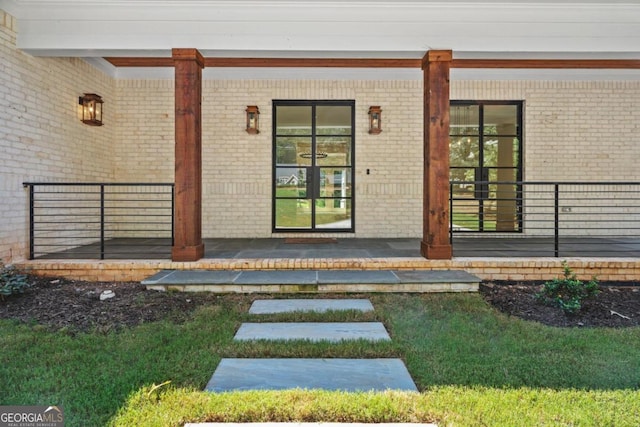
[
  {"left": 249, "top": 299, "right": 375, "bottom": 314},
  {"left": 318, "top": 270, "right": 399, "bottom": 284},
  {"left": 394, "top": 270, "right": 480, "bottom": 283},
  {"left": 234, "top": 322, "right": 390, "bottom": 342},
  {"left": 205, "top": 358, "right": 418, "bottom": 392},
  {"left": 143, "top": 269, "right": 241, "bottom": 285},
  {"left": 235, "top": 270, "right": 318, "bottom": 285},
  {"left": 142, "top": 269, "right": 481, "bottom": 293}
]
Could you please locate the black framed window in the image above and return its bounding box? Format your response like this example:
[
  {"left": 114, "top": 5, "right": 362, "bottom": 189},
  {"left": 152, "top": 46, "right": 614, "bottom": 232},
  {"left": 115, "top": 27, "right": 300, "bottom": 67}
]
[
  {"left": 272, "top": 100, "right": 355, "bottom": 232},
  {"left": 450, "top": 101, "right": 523, "bottom": 232}
]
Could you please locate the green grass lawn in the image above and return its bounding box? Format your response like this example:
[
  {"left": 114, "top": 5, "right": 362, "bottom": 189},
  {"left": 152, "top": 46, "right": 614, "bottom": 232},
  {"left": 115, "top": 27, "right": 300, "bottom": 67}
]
[{"left": 1, "top": 293, "right": 639, "bottom": 426}]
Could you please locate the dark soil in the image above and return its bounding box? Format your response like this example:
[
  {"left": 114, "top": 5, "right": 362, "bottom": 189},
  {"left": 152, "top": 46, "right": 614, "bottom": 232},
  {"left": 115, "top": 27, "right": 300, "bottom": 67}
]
[
  {"left": 1, "top": 275, "right": 639, "bottom": 332},
  {"left": 0, "top": 276, "right": 228, "bottom": 333},
  {"left": 481, "top": 282, "right": 640, "bottom": 328}
]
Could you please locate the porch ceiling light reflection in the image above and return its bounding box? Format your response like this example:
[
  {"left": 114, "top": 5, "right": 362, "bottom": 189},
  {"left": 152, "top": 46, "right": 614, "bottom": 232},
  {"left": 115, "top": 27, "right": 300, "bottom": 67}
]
[
  {"left": 299, "top": 152, "right": 328, "bottom": 159},
  {"left": 79, "top": 93, "right": 103, "bottom": 126}
]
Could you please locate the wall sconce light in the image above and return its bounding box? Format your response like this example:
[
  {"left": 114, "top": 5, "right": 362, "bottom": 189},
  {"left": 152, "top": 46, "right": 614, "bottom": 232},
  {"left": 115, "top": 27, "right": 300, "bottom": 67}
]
[
  {"left": 368, "top": 106, "right": 382, "bottom": 134},
  {"left": 246, "top": 105, "right": 260, "bottom": 134},
  {"left": 79, "top": 93, "right": 104, "bottom": 126}
]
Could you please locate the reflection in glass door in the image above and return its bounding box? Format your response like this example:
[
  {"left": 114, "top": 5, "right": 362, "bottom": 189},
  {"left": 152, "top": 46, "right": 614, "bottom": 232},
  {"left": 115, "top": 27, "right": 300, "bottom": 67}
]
[
  {"left": 450, "top": 101, "right": 523, "bottom": 232},
  {"left": 273, "top": 101, "right": 354, "bottom": 231}
]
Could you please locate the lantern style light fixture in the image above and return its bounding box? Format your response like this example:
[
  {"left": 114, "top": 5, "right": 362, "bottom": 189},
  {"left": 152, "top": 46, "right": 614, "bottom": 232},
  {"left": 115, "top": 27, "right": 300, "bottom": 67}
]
[
  {"left": 368, "top": 106, "right": 382, "bottom": 134},
  {"left": 245, "top": 105, "right": 260, "bottom": 134},
  {"left": 79, "top": 93, "right": 104, "bottom": 126}
]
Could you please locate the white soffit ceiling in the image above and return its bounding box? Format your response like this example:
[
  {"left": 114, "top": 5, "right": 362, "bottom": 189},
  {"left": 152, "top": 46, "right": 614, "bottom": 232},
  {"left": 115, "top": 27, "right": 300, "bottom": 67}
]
[{"left": 2, "top": 0, "right": 640, "bottom": 80}]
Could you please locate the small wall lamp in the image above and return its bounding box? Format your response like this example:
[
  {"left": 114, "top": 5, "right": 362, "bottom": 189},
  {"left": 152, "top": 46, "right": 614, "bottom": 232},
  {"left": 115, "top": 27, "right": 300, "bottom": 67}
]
[
  {"left": 246, "top": 105, "right": 260, "bottom": 134},
  {"left": 79, "top": 93, "right": 104, "bottom": 126},
  {"left": 368, "top": 106, "right": 382, "bottom": 134}
]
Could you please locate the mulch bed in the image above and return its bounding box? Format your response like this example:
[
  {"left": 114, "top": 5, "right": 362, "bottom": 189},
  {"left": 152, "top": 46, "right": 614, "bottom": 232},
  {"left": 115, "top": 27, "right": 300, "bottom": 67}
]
[
  {"left": 1, "top": 275, "right": 639, "bottom": 332},
  {"left": 0, "top": 277, "right": 228, "bottom": 333},
  {"left": 480, "top": 282, "right": 640, "bottom": 328}
]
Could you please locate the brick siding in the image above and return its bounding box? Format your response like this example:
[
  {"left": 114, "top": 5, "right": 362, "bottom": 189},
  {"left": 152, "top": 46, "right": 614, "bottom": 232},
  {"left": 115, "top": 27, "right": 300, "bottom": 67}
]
[{"left": 2, "top": 9, "right": 640, "bottom": 264}]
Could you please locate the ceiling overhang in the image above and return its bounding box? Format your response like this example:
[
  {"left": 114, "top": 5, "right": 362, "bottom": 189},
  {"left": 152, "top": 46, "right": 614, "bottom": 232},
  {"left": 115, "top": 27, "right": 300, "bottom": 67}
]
[{"left": 2, "top": 0, "right": 639, "bottom": 80}]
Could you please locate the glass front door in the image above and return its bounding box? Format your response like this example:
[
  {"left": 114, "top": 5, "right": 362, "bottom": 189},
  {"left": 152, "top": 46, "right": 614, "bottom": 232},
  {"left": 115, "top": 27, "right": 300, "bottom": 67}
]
[
  {"left": 450, "top": 101, "right": 523, "bottom": 232},
  {"left": 273, "top": 101, "right": 354, "bottom": 231}
]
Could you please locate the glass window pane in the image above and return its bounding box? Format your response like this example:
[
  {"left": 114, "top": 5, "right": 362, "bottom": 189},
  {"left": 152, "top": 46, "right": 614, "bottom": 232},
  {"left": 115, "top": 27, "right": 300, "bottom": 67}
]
[
  {"left": 317, "top": 105, "right": 352, "bottom": 135},
  {"left": 318, "top": 168, "right": 352, "bottom": 198},
  {"left": 315, "top": 199, "right": 351, "bottom": 229},
  {"left": 276, "top": 137, "right": 312, "bottom": 166},
  {"left": 317, "top": 137, "right": 352, "bottom": 166},
  {"left": 450, "top": 105, "right": 479, "bottom": 135},
  {"left": 275, "top": 199, "right": 311, "bottom": 229},
  {"left": 489, "top": 167, "right": 518, "bottom": 183},
  {"left": 275, "top": 168, "right": 307, "bottom": 197},
  {"left": 484, "top": 137, "right": 518, "bottom": 168},
  {"left": 450, "top": 168, "right": 476, "bottom": 189},
  {"left": 483, "top": 105, "right": 518, "bottom": 135},
  {"left": 450, "top": 136, "right": 479, "bottom": 167},
  {"left": 451, "top": 199, "right": 481, "bottom": 231},
  {"left": 276, "top": 106, "right": 312, "bottom": 135}
]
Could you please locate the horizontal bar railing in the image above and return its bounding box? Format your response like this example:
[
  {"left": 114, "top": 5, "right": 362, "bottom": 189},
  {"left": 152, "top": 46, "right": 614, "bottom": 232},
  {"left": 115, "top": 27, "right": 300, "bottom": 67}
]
[
  {"left": 23, "top": 182, "right": 174, "bottom": 260},
  {"left": 450, "top": 181, "right": 640, "bottom": 257}
]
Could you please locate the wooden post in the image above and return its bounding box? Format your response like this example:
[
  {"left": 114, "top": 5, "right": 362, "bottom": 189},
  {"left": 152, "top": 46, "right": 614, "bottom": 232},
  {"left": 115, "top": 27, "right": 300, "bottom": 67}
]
[
  {"left": 172, "top": 48, "right": 205, "bottom": 261},
  {"left": 421, "top": 50, "right": 453, "bottom": 259}
]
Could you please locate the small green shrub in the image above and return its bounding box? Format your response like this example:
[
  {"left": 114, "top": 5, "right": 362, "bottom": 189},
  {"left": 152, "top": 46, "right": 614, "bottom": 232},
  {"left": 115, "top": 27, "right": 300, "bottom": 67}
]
[
  {"left": 536, "top": 261, "right": 599, "bottom": 315},
  {"left": 0, "top": 264, "right": 30, "bottom": 300}
]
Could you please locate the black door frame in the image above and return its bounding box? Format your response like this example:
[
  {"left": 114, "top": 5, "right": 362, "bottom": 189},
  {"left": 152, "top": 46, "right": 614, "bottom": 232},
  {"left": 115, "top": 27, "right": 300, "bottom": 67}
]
[
  {"left": 272, "top": 99, "right": 356, "bottom": 232},
  {"left": 450, "top": 100, "right": 524, "bottom": 232}
]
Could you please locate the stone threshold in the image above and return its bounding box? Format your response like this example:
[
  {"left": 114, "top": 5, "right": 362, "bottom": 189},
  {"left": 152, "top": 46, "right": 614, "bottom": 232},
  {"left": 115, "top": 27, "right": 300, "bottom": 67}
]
[{"left": 142, "top": 269, "right": 481, "bottom": 293}]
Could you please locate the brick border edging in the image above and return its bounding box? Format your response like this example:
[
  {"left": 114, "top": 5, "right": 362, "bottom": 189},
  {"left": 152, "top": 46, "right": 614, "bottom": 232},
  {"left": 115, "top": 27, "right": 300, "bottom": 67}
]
[{"left": 13, "top": 257, "right": 640, "bottom": 283}]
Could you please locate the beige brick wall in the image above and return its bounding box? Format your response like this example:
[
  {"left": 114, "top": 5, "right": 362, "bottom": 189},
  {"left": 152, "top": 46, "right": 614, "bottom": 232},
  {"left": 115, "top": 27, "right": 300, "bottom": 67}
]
[
  {"left": 115, "top": 78, "right": 640, "bottom": 240},
  {"left": 452, "top": 80, "right": 640, "bottom": 181},
  {"left": 114, "top": 79, "right": 425, "bottom": 238},
  {"left": 0, "top": 9, "right": 116, "bottom": 263}
]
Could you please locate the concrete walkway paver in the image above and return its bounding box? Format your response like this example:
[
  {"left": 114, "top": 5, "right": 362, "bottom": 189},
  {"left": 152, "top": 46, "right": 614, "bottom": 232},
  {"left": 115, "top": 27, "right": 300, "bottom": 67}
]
[
  {"left": 187, "top": 424, "right": 436, "bottom": 427},
  {"left": 205, "top": 358, "right": 418, "bottom": 392},
  {"left": 234, "top": 322, "right": 390, "bottom": 342},
  {"left": 249, "top": 299, "right": 374, "bottom": 314},
  {"left": 187, "top": 423, "right": 437, "bottom": 427}
]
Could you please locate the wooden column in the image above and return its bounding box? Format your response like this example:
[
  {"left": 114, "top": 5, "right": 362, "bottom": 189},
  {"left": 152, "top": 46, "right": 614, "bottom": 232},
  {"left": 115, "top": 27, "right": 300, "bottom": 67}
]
[
  {"left": 172, "top": 48, "right": 205, "bottom": 261},
  {"left": 421, "top": 50, "right": 453, "bottom": 259}
]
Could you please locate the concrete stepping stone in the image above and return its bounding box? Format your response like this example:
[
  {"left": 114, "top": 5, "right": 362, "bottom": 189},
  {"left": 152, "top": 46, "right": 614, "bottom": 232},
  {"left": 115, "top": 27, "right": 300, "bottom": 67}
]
[
  {"left": 187, "top": 424, "right": 437, "bottom": 427},
  {"left": 234, "top": 322, "right": 390, "bottom": 342},
  {"left": 205, "top": 358, "right": 418, "bottom": 392},
  {"left": 249, "top": 299, "right": 374, "bottom": 314}
]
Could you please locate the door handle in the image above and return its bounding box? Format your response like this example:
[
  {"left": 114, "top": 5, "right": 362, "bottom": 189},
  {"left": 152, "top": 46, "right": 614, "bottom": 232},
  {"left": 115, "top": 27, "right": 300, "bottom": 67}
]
[
  {"left": 474, "top": 168, "right": 489, "bottom": 200},
  {"left": 305, "top": 167, "right": 313, "bottom": 199}
]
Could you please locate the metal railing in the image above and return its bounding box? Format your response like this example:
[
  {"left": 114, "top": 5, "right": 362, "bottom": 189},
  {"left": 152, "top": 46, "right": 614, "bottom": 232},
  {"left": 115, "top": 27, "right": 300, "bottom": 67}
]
[
  {"left": 450, "top": 181, "right": 640, "bottom": 257},
  {"left": 24, "top": 183, "right": 174, "bottom": 260}
]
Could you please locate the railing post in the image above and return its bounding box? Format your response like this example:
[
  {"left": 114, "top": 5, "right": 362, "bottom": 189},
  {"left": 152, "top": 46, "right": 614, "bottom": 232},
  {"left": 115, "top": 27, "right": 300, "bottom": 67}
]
[
  {"left": 554, "top": 183, "right": 559, "bottom": 257},
  {"left": 171, "top": 184, "right": 175, "bottom": 247},
  {"left": 449, "top": 182, "right": 453, "bottom": 245},
  {"left": 28, "top": 184, "right": 34, "bottom": 260},
  {"left": 100, "top": 184, "right": 105, "bottom": 260}
]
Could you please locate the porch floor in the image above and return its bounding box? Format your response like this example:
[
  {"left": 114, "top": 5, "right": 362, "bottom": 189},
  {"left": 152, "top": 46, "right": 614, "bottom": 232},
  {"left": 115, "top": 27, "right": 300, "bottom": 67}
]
[
  {"left": 20, "top": 237, "right": 640, "bottom": 284},
  {"left": 32, "top": 236, "right": 640, "bottom": 260}
]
